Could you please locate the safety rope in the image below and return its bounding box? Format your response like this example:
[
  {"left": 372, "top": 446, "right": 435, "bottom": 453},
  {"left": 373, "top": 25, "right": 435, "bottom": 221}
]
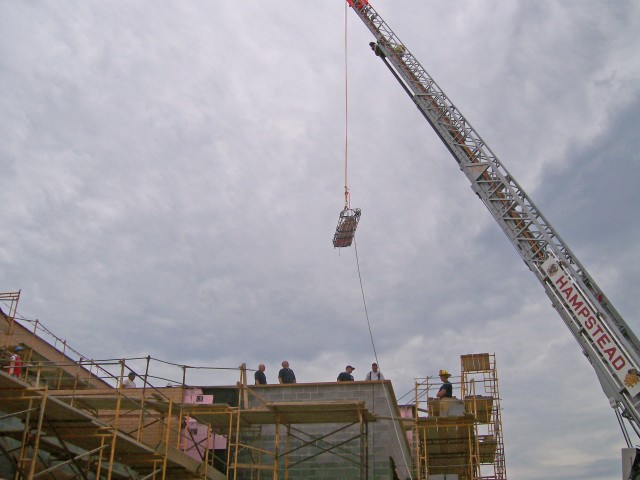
[{"left": 354, "top": 238, "right": 413, "bottom": 479}]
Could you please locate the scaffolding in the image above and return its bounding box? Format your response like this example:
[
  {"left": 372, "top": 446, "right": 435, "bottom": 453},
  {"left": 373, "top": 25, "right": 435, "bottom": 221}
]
[
  {"left": 412, "top": 353, "right": 507, "bottom": 480},
  {"left": 1, "top": 291, "right": 377, "bottom": 479},
  {"left": 460, "top": 353, "right": 507, "bottom": 480},
  {"left": 186, "top": 391, "right": 374, "bottom": 479},
  {"left": 0, "top": 360, "right": 374, "bottom": 479},
  {"left": 0, "top": 358, "right": 227, "bottom": 479}
]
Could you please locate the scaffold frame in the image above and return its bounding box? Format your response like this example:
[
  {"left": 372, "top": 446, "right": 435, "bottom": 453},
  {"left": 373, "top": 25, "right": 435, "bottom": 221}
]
[
  {"left": 1, "top": 297, "right": 376, "bottom": 479},
  {"left": 412, "top": 352, "right": 507, "bottom": 480}
]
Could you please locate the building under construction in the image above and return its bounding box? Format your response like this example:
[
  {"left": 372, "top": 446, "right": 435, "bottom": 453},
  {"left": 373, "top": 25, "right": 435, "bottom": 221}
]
[{"left": 1, "top": 291, "right": 507, "bottom": 479}]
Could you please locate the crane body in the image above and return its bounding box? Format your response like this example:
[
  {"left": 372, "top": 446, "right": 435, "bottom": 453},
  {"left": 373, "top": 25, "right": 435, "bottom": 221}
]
[{"left": 346, "top": 0, "right": 640, "bottom": 438}]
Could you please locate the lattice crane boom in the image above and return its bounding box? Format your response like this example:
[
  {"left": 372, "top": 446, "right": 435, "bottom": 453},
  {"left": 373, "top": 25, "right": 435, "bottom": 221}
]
[{"left": 347, "top": 0, "right": 640, "bottom": 435}]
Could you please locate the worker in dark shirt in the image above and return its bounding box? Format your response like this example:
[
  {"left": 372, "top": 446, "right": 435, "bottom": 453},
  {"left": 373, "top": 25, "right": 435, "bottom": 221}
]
[
  {"left": 437, "top": 369, "right": 453, "bottom": 398},
  {"left": 278, "top": 361, "right": 296, "bottom": 384},
  {"left": 337, "top": 365, "right": 355, "bottom": 382},
  {"left": 255, "top": 364, "right": 267, "bottom": 385}
]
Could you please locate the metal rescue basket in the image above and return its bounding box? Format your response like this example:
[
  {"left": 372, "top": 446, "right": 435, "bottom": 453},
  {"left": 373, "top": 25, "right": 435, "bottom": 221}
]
[{"left": 332, "top": 207, "right": 361, "bottom": 248}]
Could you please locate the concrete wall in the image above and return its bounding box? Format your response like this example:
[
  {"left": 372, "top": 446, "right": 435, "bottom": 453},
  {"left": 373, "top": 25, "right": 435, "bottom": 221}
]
[{"left": 241, "top": 381, "right": 412, "bottom": 480}]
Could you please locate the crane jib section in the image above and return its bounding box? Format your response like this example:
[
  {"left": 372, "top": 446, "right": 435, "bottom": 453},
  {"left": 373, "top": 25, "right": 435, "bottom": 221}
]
[
  {"left": 542, "top": 257, "right": 640, "bottom": 397},
  {"left": 347, "top": 0, "right": 640, "bottom": 427}
]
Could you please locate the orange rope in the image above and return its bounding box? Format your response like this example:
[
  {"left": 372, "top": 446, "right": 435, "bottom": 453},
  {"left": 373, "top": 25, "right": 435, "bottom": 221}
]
[{"left": 344, "top": 2, "right": 350, "bottom": 209}]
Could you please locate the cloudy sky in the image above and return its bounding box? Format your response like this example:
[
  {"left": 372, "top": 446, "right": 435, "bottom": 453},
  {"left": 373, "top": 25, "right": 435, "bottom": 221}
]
[{"left": 1, "top": 1, "right": 639, "bottom": 478}]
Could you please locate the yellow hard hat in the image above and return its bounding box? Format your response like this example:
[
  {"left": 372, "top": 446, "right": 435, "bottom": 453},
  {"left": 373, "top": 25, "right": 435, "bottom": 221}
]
[{"left": 439, "top": 369, "right": 451, "bottom": 377}]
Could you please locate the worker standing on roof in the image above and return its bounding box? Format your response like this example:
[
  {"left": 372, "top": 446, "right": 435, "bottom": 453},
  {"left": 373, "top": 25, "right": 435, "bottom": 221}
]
[
  {"left": 366, "top": 363, "right": 384, "bottom": 381},
  {"left": 436, "top": 369, "right": 453, "bottom": 398},
  {"left": 8, "top": 346, "right": 23, "bottom": 378},
  {"left": 255, "top": 364, "right": 267, "bottom": 385},
  {"left": 278, "top": 361, "right": 296, "bottom": 384},
  {"left": 337, "top": 365, "right": 355, "bottom": 382}
]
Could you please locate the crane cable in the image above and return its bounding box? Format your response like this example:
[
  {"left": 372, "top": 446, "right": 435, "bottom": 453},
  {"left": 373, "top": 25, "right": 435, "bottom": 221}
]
[
  {"left": 343, "top": 4, "right": 350, "bottom": 210},
  {"left": 344, "top": 6, "right": 413, "bottom": 479}
]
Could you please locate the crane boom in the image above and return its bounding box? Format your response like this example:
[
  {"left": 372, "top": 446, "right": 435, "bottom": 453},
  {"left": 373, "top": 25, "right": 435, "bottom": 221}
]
[{"left": 347, "top": 0, "right": 640, "bottom": 433}]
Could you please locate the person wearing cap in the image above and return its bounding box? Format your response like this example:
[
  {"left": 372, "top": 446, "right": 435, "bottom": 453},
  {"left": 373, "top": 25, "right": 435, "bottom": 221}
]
[
  {"left": 366, "top": 363, "right": 385, "bottom": 381},
  {"left": 8, "top": 346, "right": 23, "bottom": 378},
  {"left": 436, "top": 369, "right": 453, "bottom": 398},
  {"left": 337, "top": 365, "right": 355, "bottom": 382}
]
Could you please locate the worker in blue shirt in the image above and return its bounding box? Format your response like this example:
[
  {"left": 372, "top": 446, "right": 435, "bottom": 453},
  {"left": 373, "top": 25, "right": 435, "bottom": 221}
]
[
  {"left": 278, "top": 361, "right": 296, "bottom": 384},
  {"left": 437, "top": 369, "right": 453, "bottom": 398},
  {"left": 337, "top": 365, "right": 355, "bottom": 382},
  {"left": 255, "top": 364, "right": 267, "bottom": 385}
]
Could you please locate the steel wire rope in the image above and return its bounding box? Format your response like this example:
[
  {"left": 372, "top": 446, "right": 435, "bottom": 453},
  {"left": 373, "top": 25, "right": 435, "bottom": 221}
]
[{"left": 343, "top": 2, "right": 350, "bottom": 210}]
